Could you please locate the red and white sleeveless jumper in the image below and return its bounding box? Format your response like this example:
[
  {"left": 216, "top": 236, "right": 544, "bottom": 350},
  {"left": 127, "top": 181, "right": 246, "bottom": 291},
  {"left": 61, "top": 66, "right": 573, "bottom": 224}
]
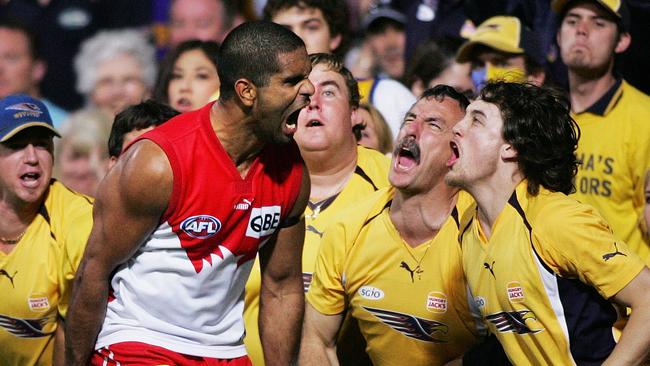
[{"left": 95, "top": 102, "right": 304, "bottom": 358}]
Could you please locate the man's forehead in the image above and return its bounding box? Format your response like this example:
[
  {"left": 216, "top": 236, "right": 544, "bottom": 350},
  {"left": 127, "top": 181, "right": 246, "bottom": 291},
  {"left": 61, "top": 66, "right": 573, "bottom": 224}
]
[
  {"left": 277, "top": 3, "right": 324, "bottom": 18},
  {"left": 2, "top": 128, "right": 55, "bottom": 144},
  {"left": 408, "top": 97, "right": 458, "bottom": 120},
  {"left": 418, "top": 96, "right": 463, "bottom": 112},
  {"left": 565, "top": 1, "right": 617, "bottom": 21},
  {"left": 277, "top": 48, "right": 310, "bottom": 69},
  {"left": 311, "top": 65, "right": 350, "bottom": 92},
  {"left": 468, "top": 99, "right": 501, "bottom": 117}
]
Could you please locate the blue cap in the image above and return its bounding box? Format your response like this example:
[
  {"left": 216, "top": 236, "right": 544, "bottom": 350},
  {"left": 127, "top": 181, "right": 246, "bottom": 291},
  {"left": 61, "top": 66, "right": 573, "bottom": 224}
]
[{"left": 0, "top": 94, "right": 60, "bottom": 142}]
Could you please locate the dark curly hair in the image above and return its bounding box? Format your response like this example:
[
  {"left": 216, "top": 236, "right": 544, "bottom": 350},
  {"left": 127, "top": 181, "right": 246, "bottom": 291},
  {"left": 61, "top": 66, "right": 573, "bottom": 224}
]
[
  {"left": 262, "top": 0, "right": 349, "bottom": 55},
  {"left": 420, "top": 84, "right": 470, "bottom": 111},
  {"left": 479, "top": 82, "right": 580, "bottom": 195},
  {"left": 108, "top": 100, "right": 180, "bottom": 157}
]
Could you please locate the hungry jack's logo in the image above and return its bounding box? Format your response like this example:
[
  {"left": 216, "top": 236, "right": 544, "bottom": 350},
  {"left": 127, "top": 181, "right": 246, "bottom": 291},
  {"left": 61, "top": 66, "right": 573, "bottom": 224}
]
[{"left": 506, "top": 282, "right": 525, "bottom": 303}]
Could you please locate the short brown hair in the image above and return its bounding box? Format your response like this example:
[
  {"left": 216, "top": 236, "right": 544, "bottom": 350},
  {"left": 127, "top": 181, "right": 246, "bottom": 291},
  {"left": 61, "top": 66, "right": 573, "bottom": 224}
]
[{"left": 309, "top": 53, "right": 360, "bottom": 108}]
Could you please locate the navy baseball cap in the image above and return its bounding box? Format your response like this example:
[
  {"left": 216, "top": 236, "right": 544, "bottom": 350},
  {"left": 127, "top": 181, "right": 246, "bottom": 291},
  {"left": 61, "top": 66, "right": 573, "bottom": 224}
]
[{"left": 0, "top": 94, "right": 60, "bottom": 142}]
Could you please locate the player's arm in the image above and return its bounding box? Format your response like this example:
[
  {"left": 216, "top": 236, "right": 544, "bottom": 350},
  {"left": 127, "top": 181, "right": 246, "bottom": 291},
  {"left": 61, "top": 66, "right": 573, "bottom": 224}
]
[
  {"left": 64, "top": 140, "right": 172, "bottom": 365},
  {"left": 299, "top": 302, "right": 343, "bottom": 365},
  {"left": 604, "top": 267, "right": 650, "bottom": 366},
  {"left": 258, "top": 165, "right": 310, "bottom": 366},
  {"left": 53, "top": 317, "right": 65, "bottom": 366}
]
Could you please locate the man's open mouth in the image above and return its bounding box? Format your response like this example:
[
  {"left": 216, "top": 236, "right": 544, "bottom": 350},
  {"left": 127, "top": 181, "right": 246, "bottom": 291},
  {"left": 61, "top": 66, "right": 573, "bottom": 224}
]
[
  {"left": 283, "top": 107, "right": 302, "bottom": 134},
  {"left": 447, "top": 141, "right": 460, "bottom": 167},
  {"left": 394, "top": 138, "right": 420, "bottom": 169}
]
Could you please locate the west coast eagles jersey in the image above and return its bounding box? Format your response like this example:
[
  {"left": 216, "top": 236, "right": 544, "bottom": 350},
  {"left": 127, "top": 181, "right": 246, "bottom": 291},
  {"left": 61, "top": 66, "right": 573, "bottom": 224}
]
[
  {"left": 307, "top": 188, "right": 480, "bottom": 365},
  {"left": 461, "top": 180, "right": 645, "bottom": 365},
  {"left": 244, "top": 145, "right": 389, "bottom": 365},
  {"left": 571, "top": 80, "right": 650, "bottom": 264},
  {"left": 0, "top": 181, "right": 93, "bottom": 365}
]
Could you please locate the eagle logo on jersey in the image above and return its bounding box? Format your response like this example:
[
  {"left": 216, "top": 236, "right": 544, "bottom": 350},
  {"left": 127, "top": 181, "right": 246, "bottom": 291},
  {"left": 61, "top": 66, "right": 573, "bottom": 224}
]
[
  {"left": 485, "top": 310, "right": 542, "bottom": 334},
  {"left": 602, "top": 242, "right": 627, "bottom": 262},
  {"left": 0, "top": 314, "right": 54, "bottom": 338},
  {"left": 363, "top": 306, "right": 448, "bottom": 343}
]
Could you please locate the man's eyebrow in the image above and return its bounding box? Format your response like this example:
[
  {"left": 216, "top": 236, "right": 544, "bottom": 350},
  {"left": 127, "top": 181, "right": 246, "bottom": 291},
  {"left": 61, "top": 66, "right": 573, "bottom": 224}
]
[
  {"left": 285, "top": 74, "right": 306, "bottom": 84},
  {"left": 565, "top": 11, "right": 611, "bottom": 22},
  {"left": 319, "top": 80, "right": 342, "bottom": 90},
  {"left": 468, "top": 109, "right": 486, "bottom": 118},
  {"left": 301, "top": 17, "right": 322, "bottom": 24}
]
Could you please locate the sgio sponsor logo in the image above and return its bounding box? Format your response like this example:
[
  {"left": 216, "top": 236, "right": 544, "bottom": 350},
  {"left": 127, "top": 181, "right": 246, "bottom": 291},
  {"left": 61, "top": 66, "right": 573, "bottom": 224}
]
[
  {"left": 474, "top": 296, "right": 486, "bottom": 310},
  {"left": 359, "top": 286, "right": 384, "bottom": 300},
  {"left": 181, "top": 215, "right": 221, "bottom": 239},
  {"left": 246, "top": 206, "right": 281, "bottom": 238}
]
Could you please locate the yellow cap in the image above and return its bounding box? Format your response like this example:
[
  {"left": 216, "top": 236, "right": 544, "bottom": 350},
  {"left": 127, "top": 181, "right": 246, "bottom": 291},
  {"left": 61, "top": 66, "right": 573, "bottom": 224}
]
[
  {"left": 552, "top": 0, "right": 630, "bottom": 30},
  {"left": 553, "top": 0, "right": 621, "bottom": 17},
  {"left": 456, "top": 16, "right": 525, "bottom": 63}
]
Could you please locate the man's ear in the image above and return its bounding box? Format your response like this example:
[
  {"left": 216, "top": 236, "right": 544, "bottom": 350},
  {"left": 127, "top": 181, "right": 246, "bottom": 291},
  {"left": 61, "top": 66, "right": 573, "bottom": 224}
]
[
  {"left": 501, "top": 143, "right": 518, "bottom": 161},
  {"left": 527, "top": 69, "right": 546, "bottom": 87},
  {"left": 329, "top": 34, "right": 342, "bottom": 53},
  {"left": 350, "top": 106, "right": 359, "bottom": 128},
  {"left": 235, "top": 78, "right": 256, "bottom": 107},
  {"left": 615, "top": 32, "right": 631, "bottom": 54},
  {"left": 31, "top": 59, "right": 46, "bottom": 85}
]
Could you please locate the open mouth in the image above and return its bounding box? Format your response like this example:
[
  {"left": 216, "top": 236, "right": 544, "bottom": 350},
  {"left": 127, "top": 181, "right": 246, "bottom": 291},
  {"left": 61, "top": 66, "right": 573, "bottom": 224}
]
[
  {"left": 394, "top": 138, "right": 420, "bottom": 170},
  {"left": 447, "top": 141, "right": 460, "bottom": 167},
  {"left": 306, "top": 119, "right": 323, "bottom": 127},
  {"left": 175, "top": 98, "right": 193, "bottom": 111},
  {"left": 20, "top": 172, "right": 41, "bottom": 187},
  {"left": 283, "top": 107, "right": 302, "bottom": 135}
]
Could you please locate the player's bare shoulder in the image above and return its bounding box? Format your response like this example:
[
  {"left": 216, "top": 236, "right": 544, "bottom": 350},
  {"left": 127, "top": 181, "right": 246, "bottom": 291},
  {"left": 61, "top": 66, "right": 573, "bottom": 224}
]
[{"left": 101, "top": 139, "right": 172, "bottom": 215}]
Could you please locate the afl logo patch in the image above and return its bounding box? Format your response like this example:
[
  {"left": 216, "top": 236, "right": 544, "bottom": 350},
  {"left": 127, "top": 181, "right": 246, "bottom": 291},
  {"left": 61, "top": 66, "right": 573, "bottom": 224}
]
[{"left": 181, "top": 215, "right": 221, "bottom": 239}]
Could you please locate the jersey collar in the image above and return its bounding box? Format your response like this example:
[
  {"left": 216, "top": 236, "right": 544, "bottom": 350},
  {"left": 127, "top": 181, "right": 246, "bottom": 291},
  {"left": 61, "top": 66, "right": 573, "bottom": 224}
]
[{"left": 580, "top": 78, "right": 623, "bottom": 116}]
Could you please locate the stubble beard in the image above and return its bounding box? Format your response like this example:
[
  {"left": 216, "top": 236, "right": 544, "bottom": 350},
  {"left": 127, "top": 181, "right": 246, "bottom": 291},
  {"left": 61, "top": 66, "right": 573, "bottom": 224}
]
[
  {"left": 564, "top": 47, "right": 613, "bottom": 80},
  {"left": 444, "top": 168, "right": 466, "bottom": 190}
]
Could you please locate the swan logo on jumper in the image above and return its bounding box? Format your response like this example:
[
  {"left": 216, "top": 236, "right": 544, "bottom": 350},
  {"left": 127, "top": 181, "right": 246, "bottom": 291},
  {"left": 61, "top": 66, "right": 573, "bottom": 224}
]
[
  {"left": 246, "top": 206, "right": 282, "bottom": 238},
  {"left": 181, "top": 215, "right": 221, "bottom": 239}
]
